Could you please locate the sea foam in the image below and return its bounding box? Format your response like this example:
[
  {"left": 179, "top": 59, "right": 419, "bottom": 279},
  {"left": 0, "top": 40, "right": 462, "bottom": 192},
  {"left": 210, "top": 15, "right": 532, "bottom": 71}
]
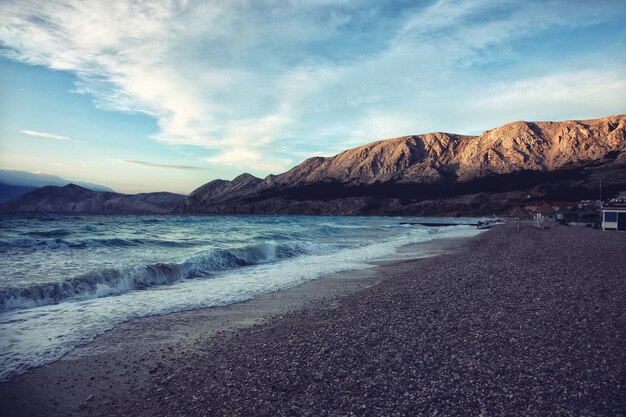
[{"left": 0, "top": 214, "right": 481, "bottom": 382}]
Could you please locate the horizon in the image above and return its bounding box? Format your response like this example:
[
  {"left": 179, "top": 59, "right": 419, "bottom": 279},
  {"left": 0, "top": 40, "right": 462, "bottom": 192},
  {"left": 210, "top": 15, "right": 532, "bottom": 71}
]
[{"left": 1, "top": 1, "right": 626, "bottom": 194}]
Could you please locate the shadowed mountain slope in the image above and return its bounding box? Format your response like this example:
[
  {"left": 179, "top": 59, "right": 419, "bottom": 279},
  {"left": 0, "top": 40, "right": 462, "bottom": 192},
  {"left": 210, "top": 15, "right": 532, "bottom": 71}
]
[
  {"left": 0, "top": 169, "right": 114, "bottom": 203},
  {"left": 176, "top": 115, "right": 626, "bottom": 215},
  {"left": 0, "top": 184, "right": 185, "bottom": 214}
]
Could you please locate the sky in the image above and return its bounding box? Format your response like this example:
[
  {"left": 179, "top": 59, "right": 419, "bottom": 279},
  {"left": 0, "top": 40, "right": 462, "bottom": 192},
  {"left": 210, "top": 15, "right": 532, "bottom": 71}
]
[{"left": 0, "top": 0, "right": 625, "bottom": 194}]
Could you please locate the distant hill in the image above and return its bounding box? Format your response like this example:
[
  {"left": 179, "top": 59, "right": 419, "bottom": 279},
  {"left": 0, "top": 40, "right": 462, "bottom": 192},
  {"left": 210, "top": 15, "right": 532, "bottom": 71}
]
[
  {"left": 175, "top": 114, "right": 626, "bottom": 216},
  {"left": 0, "top": 169, "right": 114, "bottom": 203},
  {"left": 0, "top": 184, "right": 185, "bottom": 214}
]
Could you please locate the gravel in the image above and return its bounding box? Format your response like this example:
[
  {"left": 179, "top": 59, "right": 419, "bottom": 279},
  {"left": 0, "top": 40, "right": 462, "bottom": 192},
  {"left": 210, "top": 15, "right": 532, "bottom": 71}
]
[
  {"left": 3, "top": 224, "right": 625, "bottom": 416},
  {"left": 103, "top": 225, "right": 626, "bottom": 416}
]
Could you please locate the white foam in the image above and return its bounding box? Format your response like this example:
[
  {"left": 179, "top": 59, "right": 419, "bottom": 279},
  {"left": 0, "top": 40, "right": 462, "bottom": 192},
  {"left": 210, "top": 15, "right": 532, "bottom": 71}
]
[
  {"left": 0, "top": 241, "right": 344, "bottom": 312},
  {"left": 0, "top": 225, "right": 481, "bottom": 381}
]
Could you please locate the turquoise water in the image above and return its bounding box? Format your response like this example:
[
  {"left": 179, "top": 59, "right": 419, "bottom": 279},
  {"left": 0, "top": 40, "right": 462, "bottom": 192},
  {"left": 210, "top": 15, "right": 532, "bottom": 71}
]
[{"left": 0, "top": 214, "right": 480, "bottom": 381}]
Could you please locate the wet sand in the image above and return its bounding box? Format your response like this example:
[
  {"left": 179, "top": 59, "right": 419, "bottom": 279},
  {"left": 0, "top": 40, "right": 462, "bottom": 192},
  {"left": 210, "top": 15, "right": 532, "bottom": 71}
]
[{"left": 1, "top": 226, "right": 625, "bottom": 416}]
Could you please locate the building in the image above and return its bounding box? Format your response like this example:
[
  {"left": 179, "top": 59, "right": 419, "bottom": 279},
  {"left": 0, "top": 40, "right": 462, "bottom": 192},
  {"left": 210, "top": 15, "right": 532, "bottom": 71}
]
[
  {"left": 558, "top": 203, "right": 600, "bottom": 227},
  {"left": 602, "top": 207, "right": 626, "bottom": 231},
  {"left": 533, "top": 204, "right": 555, "bottom": 220},
  {"left": 601, "top": 192, "right": 626, "bottom": 231},
  {"left": 509, "top": 207, "right": 530, "bottom": 219},
  {"left": 531, "top": 204, "right": 556, "bottom": 229}
]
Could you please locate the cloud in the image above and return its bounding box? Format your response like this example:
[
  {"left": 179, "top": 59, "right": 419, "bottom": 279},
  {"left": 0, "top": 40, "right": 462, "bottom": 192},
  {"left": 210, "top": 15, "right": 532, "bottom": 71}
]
[
  {"left": 205, "top": 149, "right": 291, "bottom": 174},
  {"left": 475, "top": 71, "right": 626, "bottom": 122},
  {"left": 116, "top": 159, "right": 207, "bottom": 170},
  {"left": 2, "top": 0, "right": 626, "bottom": 175},
  {"left": 21, "top": 130, "right": 76, "bottom": 141}
]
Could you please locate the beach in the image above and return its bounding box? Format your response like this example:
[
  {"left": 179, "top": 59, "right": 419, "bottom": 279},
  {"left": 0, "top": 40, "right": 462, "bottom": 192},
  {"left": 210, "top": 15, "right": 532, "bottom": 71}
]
[{"left": 1, "top": 224, "right": 625, "bottom": 416}]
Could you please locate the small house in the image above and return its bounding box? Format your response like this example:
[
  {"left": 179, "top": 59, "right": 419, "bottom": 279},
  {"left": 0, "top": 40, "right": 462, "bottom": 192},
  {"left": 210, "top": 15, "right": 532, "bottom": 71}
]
[
  {"left": 533, "top": 204, "right": 555, "bottom": 220},
  {"left": 602, "top": 192, "right": 626, "bottom": 231},
  {"left": 556, "top": 202, "right": 600, "bottom": 227},
  {"left": 602, "top": 207, "right": 626, "bottom": 231},
  {"left": 532, "top": 204, "right": 557, "bottom": 229}
]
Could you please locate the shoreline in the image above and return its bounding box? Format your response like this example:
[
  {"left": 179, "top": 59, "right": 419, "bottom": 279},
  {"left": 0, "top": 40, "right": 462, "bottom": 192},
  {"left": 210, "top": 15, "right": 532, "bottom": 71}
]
[
  {"left": 3, "top": 225, "right": 624, "bottom": 416},
  {"left": 0, "top": 234, "right": 474, "bottom": 416}
]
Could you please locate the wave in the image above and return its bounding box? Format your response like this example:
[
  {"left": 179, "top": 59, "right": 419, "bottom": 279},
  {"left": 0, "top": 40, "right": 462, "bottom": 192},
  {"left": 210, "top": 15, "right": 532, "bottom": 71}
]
[
  {"left": 85, "top": 237, "right": 201, "bottom": 248},
  {"left": 95, "top": 238, "right": 154, "bottom": 247},
  {"left": 380, "top": 224, "right": 412, "bottom": 228},
  {"left": 0, "top": 236, "right": 200, "bottom": 252},
  {"left": 36, "top": 216, "right": 63, "bottom": 222},
  {"left": 319, "top": 223, "right": 369, "bottom": 229},
  {"left": 24, "top": 229, "right": 73, "bottom": 238},
  {"left": 0, "top": 238, "right": 86, "bottom": 251},
  {"left": 0, "top": 241, "right": 342, "bottom": 312}
]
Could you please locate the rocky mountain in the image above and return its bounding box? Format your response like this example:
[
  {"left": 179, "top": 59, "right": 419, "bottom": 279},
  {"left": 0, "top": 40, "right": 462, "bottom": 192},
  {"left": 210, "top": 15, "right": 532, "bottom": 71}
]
[
  {"left": 176, "top": 115, "right": 626, "bottom": 215},
  {"left": 0, "top": 184, "right": 185, "bottom": 214},
  {"left": 0, "top": 169, "right": 114, "bottom": 203}
]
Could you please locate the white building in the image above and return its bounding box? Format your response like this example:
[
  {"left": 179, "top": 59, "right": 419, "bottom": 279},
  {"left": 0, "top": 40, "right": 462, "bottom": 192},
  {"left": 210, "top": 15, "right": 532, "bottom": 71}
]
[
  {"left": 602, "top": 192, "right": 626, "bottom": 231},
  {"left": 602, "top": 206, "right": 626, "bottom": 231}
]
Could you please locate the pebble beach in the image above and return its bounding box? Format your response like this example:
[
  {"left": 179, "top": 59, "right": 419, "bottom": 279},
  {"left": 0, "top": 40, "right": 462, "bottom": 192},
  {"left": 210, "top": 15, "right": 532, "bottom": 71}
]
[{"left": 1, "top": 224, "right": 625, "bottom": 416}]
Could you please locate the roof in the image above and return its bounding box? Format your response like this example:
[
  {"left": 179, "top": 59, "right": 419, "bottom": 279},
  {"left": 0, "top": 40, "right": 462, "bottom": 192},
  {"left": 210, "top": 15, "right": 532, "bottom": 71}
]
[
  {"left": 509, "top": 207, "right": 529, "bottom": 217},
  {"left": 535, "top": 204, "right": 556, "bottom": 214}
]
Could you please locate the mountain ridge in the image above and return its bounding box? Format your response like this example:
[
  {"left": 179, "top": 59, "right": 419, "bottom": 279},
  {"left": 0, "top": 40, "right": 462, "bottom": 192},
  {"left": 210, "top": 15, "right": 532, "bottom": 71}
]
[
  {"left": 0, "top": 169, "right": 114, "bottom": 204},
  {"left": 2, "top": 115, "right": 624, "bottom": 215},
  {"left": 0, "top": 183, "right": 185, "bottom": 214},
  {"left": 175, "top": 114, "right": 626, "bottom": 215}
]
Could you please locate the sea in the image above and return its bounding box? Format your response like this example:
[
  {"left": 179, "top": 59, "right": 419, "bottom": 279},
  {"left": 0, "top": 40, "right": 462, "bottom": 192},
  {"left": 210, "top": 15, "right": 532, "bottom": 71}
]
[{"left": 0, "top": 214, "right": 481, "bottom": 381}]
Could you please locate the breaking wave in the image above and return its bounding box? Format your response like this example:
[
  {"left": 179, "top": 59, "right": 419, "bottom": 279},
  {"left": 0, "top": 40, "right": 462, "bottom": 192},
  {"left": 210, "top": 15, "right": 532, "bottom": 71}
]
[{"left": 0, "top": 241, "right": 341, "bottom": 312}]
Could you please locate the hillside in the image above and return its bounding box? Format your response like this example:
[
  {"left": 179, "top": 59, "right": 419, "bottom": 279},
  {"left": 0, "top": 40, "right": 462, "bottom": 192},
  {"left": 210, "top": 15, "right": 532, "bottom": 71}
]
[
  {"left": 0, "top": 184, "right": 185, "bottom": 214},
  {"left": 176, "top": 115, "right": 626, "bottom": 215},
  {"left": 0, "top": 169, "right": 113, "bottom": 203}
]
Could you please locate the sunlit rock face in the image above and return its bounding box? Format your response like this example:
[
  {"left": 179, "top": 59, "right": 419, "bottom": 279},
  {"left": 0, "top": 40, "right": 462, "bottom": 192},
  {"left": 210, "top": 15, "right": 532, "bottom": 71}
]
[
  {"left": 175, "top": 115, "right": 626, "bottom": 216},
  {"left": 269, "top": 114, "right": 625, "bottom": 186}
]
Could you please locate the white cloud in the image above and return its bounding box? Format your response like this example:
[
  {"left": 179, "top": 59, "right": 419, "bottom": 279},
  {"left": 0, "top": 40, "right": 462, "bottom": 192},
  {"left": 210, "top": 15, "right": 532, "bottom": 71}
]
[
  {"left": 492, "top": 72, "right": 625, "bottom": 101},
  {"left": 477, "top": 71, "right": 626, "bottom": 121},
  {"left": 115, "top": 159, "right": 207, "bottom": 170},
  {"left": 2, "top": 0, "right": 625, "bottom": 175},
  {"left": 21, "top": 130, "right": 76, "bottom": 141},
  {"left": 205, "top": 148, "right": 291, "bottom": 174}
]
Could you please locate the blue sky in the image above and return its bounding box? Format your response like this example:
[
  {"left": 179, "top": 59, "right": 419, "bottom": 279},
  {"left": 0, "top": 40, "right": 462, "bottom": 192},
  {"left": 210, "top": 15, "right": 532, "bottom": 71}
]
[{"left": 1, "top": 0, "right": 625, "bottom": 193}]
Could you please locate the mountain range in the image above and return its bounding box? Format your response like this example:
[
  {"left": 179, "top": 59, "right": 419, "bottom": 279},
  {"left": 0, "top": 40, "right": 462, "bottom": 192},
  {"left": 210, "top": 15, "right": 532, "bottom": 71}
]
[
  {"left": 2, "top": 114, "right": 625, "bottom": 215},
  {"left": 174, "top": 114, "right": 625, "bottom": 215},
  {"left": 0, "top": 184, "right": 184, "bottom": 214},
  {"left": 0, "top": 169, "right": 113, "bottom": 203}
]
